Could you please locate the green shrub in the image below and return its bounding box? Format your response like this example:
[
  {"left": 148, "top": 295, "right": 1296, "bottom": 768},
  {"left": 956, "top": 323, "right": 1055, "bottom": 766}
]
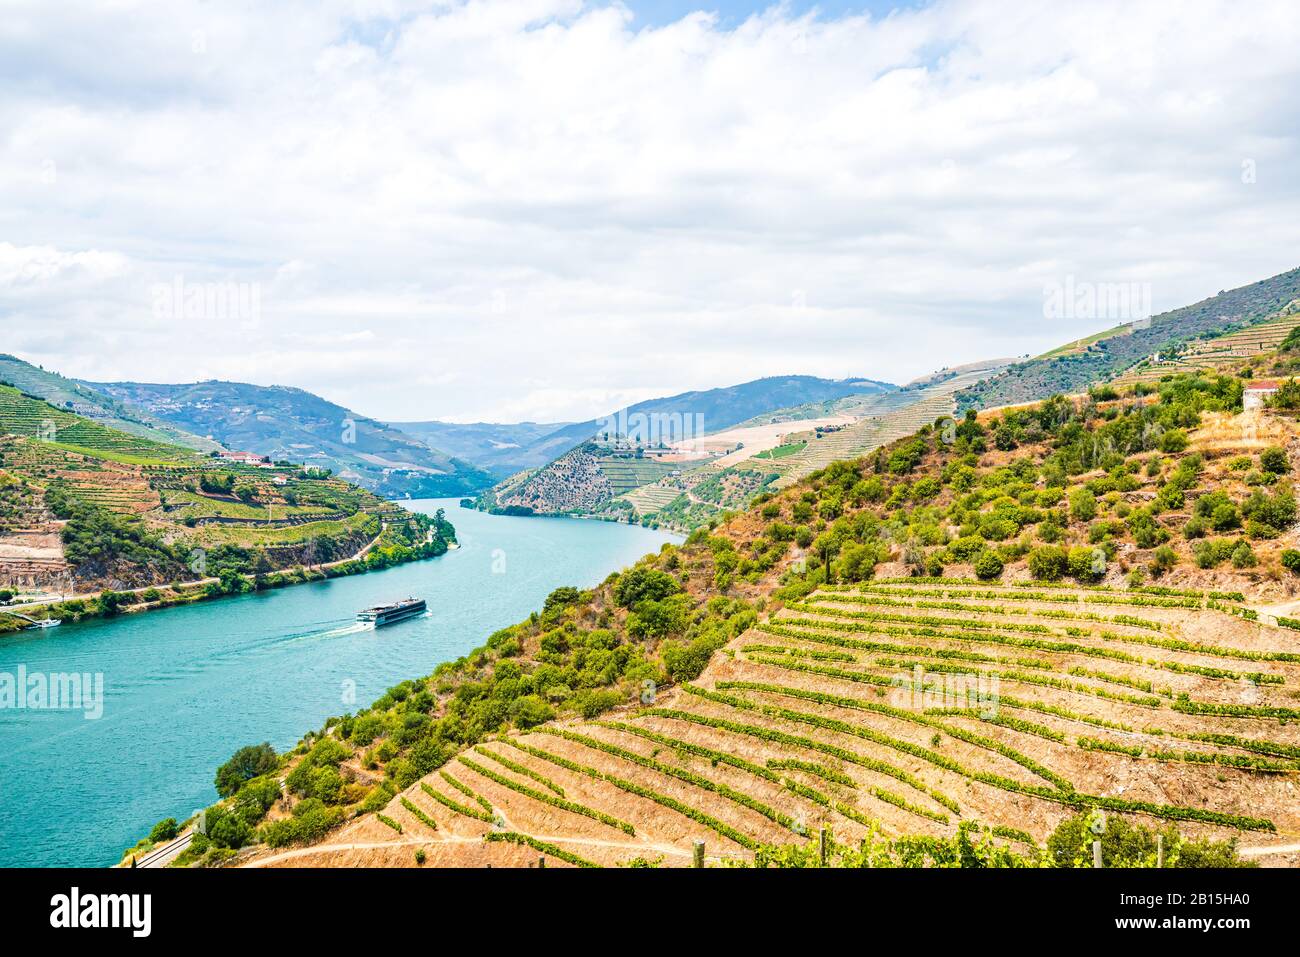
[
  {"left": 1067, "top": 546, "right": 1105, "bottom": 583},
  {"left": 214, "top": 742, "right": 278, "bottom": 798},
  {"left": 1150, "top": 544, "right": 1177, "bottom": 576},
  {"left": 1260, "top": 446, "right": 1289, "bottom": 474},
  {"left": 1027, "top": 546, "right": 1068, "bottom": 581},
  {"left": 1068, "top": 488, "right": 1097, "bottom": 523},
  {"left": 148, "top": 818, "right": 178, "bottom": 844},
  {"left": 973, "top": 551, "right": 1003, "bottom": 580}
]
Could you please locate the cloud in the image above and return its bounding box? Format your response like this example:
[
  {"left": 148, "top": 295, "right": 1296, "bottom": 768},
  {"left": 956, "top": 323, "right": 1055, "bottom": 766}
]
[{"left": 1, "top": 0, "right": 1298, "bottom": 421}]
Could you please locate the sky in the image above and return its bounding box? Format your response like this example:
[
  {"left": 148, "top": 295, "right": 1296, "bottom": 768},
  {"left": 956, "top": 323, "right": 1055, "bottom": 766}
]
[{"left": 2, "top": 0, "right": 1299, "bottom": 424}]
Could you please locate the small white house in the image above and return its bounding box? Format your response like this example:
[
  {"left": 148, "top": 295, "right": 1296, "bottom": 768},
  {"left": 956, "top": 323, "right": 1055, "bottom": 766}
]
[{"left": 1243, "top": 380, "right": 1281, "bottom": 411}]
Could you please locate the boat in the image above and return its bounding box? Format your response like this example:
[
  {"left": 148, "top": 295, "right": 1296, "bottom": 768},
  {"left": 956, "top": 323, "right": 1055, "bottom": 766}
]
[
  {"left": 357, "top": 598, "right": 426, "bottom": 626},
  {"left": 30, "top": 619, "right": 61, "bottom": 629}
]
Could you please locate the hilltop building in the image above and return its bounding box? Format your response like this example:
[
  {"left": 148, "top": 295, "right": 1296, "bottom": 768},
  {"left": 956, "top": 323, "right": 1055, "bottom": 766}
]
[
  {"left": 219, "top": 450, "right": 273, "bottom": 467},
  {"left": 1243, "top": 380, "right": 1281, "bottom": 411}
]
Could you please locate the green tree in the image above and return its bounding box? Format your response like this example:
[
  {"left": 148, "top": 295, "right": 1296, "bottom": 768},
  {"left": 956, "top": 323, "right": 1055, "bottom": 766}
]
[
  {"left": 215, "top": 742, "right": 278, "bottom": 798},
  {"left": 1027, "top": 546, "right": 1068, "bottom": 581},
  {"left": 973, "top": 550, "right": 1004, "bottom": 581},
  {"left": 148, "top": 818, "right": 179, "bottom": 844},
  {"left": 1068, "top": 488, "right": 1097, "bottom": 523},
  {"left": 1260, "top": 446, "right": 1290, "bottom": 474}
]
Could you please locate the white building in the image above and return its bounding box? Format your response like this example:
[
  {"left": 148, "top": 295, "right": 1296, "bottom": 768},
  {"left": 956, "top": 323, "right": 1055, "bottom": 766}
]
[{"left": 1243, "top": 380, "right": 1281, "bottom": 411}]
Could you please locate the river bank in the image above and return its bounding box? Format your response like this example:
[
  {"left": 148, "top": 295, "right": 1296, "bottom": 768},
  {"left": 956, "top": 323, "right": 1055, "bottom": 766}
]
[
  {"left": 0, "top": 500, "right": 679, "bottom": 866},
  {"left": 0, "top": 516, "right": 453, "bottom": 639}
]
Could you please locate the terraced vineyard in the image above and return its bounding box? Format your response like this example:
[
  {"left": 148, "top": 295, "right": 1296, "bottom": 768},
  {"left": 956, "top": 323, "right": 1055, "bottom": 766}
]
[
  {"left": 594, "top": 456, "right": 681, "bottom": 495},
  {"left": 2, "top": 382, "right": 452, "bottom": 594},
  {"left": 247, "top": 579, "right": 1300, "bottom": 867},
  {"left": 0, "top": 385, "right": 194, "bottom": 464},
  {"left": 609, "top": 367, "right": 1007, "bottom": 529},
  {"left": 1110, "top": 309, "right": 1300, "bottom": 388}
]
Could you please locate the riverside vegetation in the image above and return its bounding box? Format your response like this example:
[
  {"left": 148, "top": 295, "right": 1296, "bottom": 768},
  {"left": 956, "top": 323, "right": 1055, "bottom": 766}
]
[{"left": 0, "top": 383, "right": 456, "bottom": 635}]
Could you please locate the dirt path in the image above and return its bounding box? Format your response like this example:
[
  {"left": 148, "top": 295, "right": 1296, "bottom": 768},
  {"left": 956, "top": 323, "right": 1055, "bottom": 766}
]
[
  {"left": 244, "top": 830, "right": 709, "bottom": 868},
  {"left": 1239, "top": 842, "right": 1300, "bottom": 857}
]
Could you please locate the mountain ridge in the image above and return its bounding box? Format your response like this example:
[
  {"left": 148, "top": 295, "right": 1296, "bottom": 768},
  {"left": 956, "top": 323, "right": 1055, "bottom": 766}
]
[{"left": 86, "top": 379, "right": 496, "bottom": 499}]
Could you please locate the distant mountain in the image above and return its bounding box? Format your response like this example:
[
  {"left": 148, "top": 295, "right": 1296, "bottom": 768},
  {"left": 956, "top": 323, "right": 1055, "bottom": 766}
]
[
  {"left": 399, "top": 376, "right": 894, "bottom": 477},
  {"left": 86, "top": 380, "right": 495, "bottom": 499},
  {"left": 507, "top": 375, "right": 897, "bottom": 466},
  {"left": 389, "top": 420, "right": 573, "bottom": 477},
  {"left": 0, "top": 354, "right": 220, "bottom": 453},
  {"left": 475, "top": 374, "right": 902, "bottom": 524},
  {"left": 955, "top": 266, "right": 1300, "bottom": 411}
]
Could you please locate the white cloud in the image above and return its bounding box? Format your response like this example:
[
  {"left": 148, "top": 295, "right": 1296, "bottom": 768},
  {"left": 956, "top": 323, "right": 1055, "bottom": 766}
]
[{"left": 1, "top": 0, "right": 1298, "bottom": 421}]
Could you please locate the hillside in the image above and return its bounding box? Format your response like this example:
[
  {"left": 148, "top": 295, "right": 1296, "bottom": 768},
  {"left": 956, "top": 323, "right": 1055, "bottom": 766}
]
[
  {"left": 470, "top": 375, "right": 898, "bottom": 486},
  {"left": 479, "top": 363, "right": 1002, "bottom": 531},
  {"left": 147, "top": 348, "right": 1300, "bottom": 869},
  {"left": 0, "top": 384, "right": 454, "bottom": 617},
  {"left": 87, "top": 380, "right": 495, "bottom": 499},
  {"left": 389, "top": 420, "right": 573, "bottom": 477},
  {"left": 0, "top": 354, "right": 220, "bottom": 453},
  {"left": 955, "top": 265, "right": 1300, "bottom": 411}
]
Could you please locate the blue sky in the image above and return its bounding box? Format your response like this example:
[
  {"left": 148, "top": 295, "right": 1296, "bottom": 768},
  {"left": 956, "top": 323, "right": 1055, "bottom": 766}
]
[{"left": 615, "top": 1, "right": 923, "bottom": 27}]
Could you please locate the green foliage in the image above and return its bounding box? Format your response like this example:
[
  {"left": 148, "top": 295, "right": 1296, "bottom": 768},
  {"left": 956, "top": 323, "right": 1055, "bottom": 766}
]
[
  {"left": 612, "top": 566, "right": 681, "bottom": 608},
  {"left": 1046, "top": 810, "right": 1251, "bottom": 868},
  {"left": 1068, "top": 488, "right": 1097, "bottom": 522},
  {"left": 214, "top": 742, "right": 278, "bottom": 798},
  {"left": 542, "top": 586, "right": 582, "bottom": 618},
  {"left": 148, "top": 818, "right": 179, "bottom": 844},
  {"left": 261, "top": 804, "right": 345, "bottom": 848},
  {"left": 973, "top": 550, "right": 1004, "bottom": 580},
  {"left": 1027, "top": 546, "right": 1068, "bottom": 581},
  {"left": 1260, "top": 445, "right": 1290, "bottom": 474},
  {"left": 45, "top": 484, "right": 187, "bottom": 575}
]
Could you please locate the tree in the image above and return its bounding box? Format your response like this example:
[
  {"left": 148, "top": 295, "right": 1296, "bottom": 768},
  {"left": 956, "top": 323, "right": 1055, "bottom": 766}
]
[
  {"left": 973, "top": 551, "right": 1004, "bottom": 581},
  {"left": 1260, "top": 446, "right": 1289, "bottom": 474},
  {"left": 542, "top": 586, "right": 581, "bottom": 617},
  {"left": 612, "top": 567, "right": 680, "bottom": 608},
  {"left": 215, "top": 742, "right": 278, "bottom": 798},
  {"left": 148, "top": 818, "right": 178, "bottom": 844},
  {"left": 1068, "top": 488, "right": 1097, "bottom": 523},
  {"left": 1027, "top": 546, "right": 1068, "bottom": 581}
]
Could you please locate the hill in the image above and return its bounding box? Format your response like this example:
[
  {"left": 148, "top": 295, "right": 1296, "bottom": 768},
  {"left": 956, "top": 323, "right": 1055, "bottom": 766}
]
[
  {"left": 148, "top": 346, "right": 1300, "bottom": 869},
  {"left": 0, "top": 354, "right": 220, "bottom": 453},
  {"left": 388, "top": 420, "right": 573, "bottom": 477},
  {"left": 0, "top": 383, "right": 454, "bottom": 619},
  {"left": 955, "top": 265, "right": 1300, "bottom": 411},
  {"left": 86, "top": 380, "right": 496, "bottom": 499},
  {"left": 467, "top": 375, "right": 898, "bottom": 485},
  {"left": 478, "top": 364, "right": 1002, "bottom": 531}
]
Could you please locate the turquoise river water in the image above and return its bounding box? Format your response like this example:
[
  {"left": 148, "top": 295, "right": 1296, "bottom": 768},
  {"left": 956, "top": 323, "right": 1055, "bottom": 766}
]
[{"left": 0, "top": 500, "right": 679, "bottom": 867}]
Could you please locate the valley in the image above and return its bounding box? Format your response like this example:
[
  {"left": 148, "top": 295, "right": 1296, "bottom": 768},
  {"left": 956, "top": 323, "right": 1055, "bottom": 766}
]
[{"left": 125, "top": 299, "right": 1300, "bottom": 870}]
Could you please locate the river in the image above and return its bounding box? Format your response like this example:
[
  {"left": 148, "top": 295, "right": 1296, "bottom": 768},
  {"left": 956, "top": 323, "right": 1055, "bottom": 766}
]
[{"left": 0, "top": 500, "right": 679, "bottom": 867}]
